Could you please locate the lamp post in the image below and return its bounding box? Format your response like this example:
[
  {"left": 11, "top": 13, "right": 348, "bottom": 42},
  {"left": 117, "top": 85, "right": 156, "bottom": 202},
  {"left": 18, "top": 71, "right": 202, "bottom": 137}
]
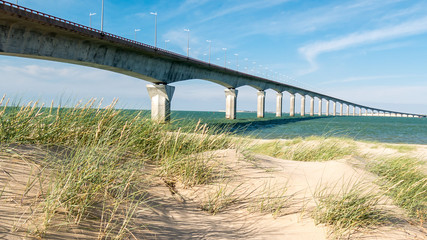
[
  {"left": 150, "top": 12, "right": 157, "bottom": 47},
  {"left": 164, "top": 39, "right": 170, "bottom": 49},
  {"left": 222, "top": 48, "right": 227, "bottom": 67},
  {"left": 134, "top": 29, "right": 141, "bottom": 41},
  {"left": 89, "top": 13, "right": 96, "bottom": 28},
  {"left": 101, "top": 0, "right": 104, "bottom": 31},
  {"left": 184, "top": 29, "right": 190, "bottom": 57},
  {"left": 234, "top": 53, "right": 239, "bottom": 70},
  {"left": 206, "top": 40, "right": 212, "bottom": 64}
]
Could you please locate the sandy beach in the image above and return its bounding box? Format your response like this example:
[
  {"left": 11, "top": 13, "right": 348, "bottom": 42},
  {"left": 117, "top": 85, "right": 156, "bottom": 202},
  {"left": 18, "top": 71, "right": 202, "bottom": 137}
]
[{"left": 1, "top": 138, "right": 426, "bottom": 239}]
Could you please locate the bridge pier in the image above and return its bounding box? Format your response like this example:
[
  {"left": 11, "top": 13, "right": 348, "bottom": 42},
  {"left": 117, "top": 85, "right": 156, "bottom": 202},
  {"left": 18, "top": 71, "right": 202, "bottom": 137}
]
[
  {"left": 257, "top": 90, "right": 265, "bottom": 118},
  {"left": 301, "top": 95, "right": 306, "bottom": 117},
  {"left": 310, "top": 96, "right": 314, "bottom": 116},
  {"left": 325, "top": 100, "right": 330, "bottom": 116},
  {"left": 346, "top": 105, "right": 350, "bottom": 116},
  {"left": 225, "top": 88, "right": 238, "bottom": 119},
  {"left": 318, "top": 98, "right": 322, "bottom": 116},
  {"left": 276, "top": 92, "right": 283, "bottom": 117},
  {"left": 290, "top": 93, "right": 295, "bottom": 117},
  {"left": 340, "top": 103, "right": 343, "bottom": 116},
  {"left": 333, "top": 101, "right": 336, "bottom": 116},
  {"left": 146, "top": 84, "right": 175, "bottom": 123},
  {"left": 353, "top": 106, "right": 356, "bottom": 116}
]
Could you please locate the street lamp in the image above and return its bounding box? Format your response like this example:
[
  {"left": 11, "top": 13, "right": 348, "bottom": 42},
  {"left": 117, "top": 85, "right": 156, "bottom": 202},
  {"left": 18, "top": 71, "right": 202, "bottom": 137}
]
[
  {"left": 164, "top": 39, "right": 170, "bottom": 49},
  {"left": 150, "top": 12, "right": 157, "bottom": 48},
  {"left": 134, "top": 29, "right": 141, "bottom": 41},
  {"left": 101, "top": 0, "right": 104, "bottom": 31},
  {"left": 89, "top": 12, "right": 96, "bottom": 28},
  {"left": 206, "top": 40, "right": 212, "bottom": 64},
  {"left": 222, "top": 48, "right": 227, "bottom": 67},
  {"left": 234, "top": 53, "right": 239, "bottom": 70},
  {"left": 184, "top": 29, "right": 190, "bottom": 57}
]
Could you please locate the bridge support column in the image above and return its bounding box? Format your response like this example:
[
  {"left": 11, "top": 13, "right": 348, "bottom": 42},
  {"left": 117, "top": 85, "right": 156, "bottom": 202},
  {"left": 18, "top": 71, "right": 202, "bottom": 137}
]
[
  {"left": 318, "top": 98, "right": 322, "bottom": 116},
  {"left": 225, "top": 88, "right": 238, "bottom": 119},
  {"left": 353, "top": 106, "right": 356, "bottom": 116},
  {"left": 340, "top": 103, "right": 343, "bottom": 116},
  {"left": 346, "top": 105, "right": 350, "bottom": 116},
  {"left": 276, "top": 92, "right": 283, "bottom": 117},
  {"left": 301, "top": 95, "right": 306, "bottom": 117},
  {"left": 325, "top": 100, "right": 330, "bottom": 116},
  {"left": 290, "top": 93, "right": 295, "bottom": 117},
  {"left": 257, "top": 90, "right": 265, "bottom": 118},
  {"left": 310, "top": 96, "right": 314, "bottom": 116},
  {"left": 333, "top": 101, "right": 336, "bottom": 116},
  {"left": 146, "top": 84, "right": 175, "bottom": 123},
  {"left": 359, "top": 108, "right": 362, "bottom": 116}
]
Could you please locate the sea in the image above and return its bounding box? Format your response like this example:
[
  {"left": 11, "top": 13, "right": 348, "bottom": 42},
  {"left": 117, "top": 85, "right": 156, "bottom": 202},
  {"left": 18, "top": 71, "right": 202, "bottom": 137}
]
[{"left": 168, "top": 111, "right": 427, "bottom": 145}]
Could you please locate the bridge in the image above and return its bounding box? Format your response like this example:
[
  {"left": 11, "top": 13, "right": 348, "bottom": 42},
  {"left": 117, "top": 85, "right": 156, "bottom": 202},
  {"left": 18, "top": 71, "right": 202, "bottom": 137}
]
[{"left": 0, "top": 1, "right": 424, "bottom": 122}]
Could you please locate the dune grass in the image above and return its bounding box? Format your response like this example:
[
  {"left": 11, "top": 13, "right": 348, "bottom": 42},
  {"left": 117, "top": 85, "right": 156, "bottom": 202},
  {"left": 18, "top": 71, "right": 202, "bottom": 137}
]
[
  {"left": 0, "top": 97, "right": 233, "bottom": 238},
  {"left": 248, "top": 181, "right": 291, "bottom": 218},
  {"left": 249, "top": 137, "right": 355, "bottom": 161},
  {"left": 368, "top": 156, "right": 426, "bottom": 224},
  {"left": 314, "top": 181, "right": 390, "bottom": 239},
  {"left": 383, "top": 144, "right": 417, "bottom": 153},
  {"left": 201, "top": 182, "right": 244, "bottom": 215}
]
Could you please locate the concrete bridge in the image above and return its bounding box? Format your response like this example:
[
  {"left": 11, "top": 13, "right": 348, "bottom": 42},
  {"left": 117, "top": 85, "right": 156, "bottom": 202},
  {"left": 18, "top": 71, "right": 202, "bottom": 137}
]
[{"left": 0, "top": 1, "right": 424, "bottom": 122}]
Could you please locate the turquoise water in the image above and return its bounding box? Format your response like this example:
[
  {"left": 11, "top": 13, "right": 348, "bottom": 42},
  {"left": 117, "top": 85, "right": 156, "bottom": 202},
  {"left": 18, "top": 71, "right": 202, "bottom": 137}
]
[{"left": 169, "top": 111, "right": 427, "bottom": 144}]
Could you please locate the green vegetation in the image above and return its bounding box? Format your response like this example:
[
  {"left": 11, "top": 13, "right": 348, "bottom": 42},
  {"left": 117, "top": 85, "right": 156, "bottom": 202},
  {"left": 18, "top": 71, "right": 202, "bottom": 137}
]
[
  {"left": 201, "top": 182, "right": 243, "bottom": 215},
  {"left": 383, "top": 144, "right": 417, "bottom": 153},
  {"left": 369, "top": 156, "right": 426, "bottom": 223},
  {"left": 314, "top": 181, "right": 390, "bottom": 239},
  {"left": 248, "top": 181, "right": 291, "bottom": 218},
  {"left": 0, "top": 98, "right": 232, "bottom": 238},
  {"left": 249, "top": 137, "right": 355, "bottom": 161}
]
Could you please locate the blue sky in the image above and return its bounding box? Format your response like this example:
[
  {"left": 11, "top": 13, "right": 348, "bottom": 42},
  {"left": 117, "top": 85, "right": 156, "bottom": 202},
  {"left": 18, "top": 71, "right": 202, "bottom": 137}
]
[{"left": 1, "top": 0, "right": 427, "bottom": 114}]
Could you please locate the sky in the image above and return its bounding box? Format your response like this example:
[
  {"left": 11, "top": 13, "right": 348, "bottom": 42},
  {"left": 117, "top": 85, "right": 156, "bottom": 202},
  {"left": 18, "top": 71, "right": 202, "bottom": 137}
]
[{"left": 1, "top": 0, "right": 427, "bottom": 114}]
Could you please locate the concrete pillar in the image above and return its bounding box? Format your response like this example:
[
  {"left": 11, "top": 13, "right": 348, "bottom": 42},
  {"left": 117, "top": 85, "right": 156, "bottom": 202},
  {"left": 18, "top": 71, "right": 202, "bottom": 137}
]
[
  {"left": 364, "top": 109, "right": 368, "bottom": 116},
  {"left": 346, "top": 105, "right": 350, "bottom": 116},
  {"left": 353, "top": 106, "right": 356, "bottom": 116},
  {"left": 225, "top": 88, "right": 238, "bottom": 119},
  {"left": 146, "top": 84, "right": 175, "bottom": 123},
  {"left": 310, "top": 96, "right": 314, "bottom": 116},
  {"left": 276, "top": 92, "right": 283, "bottom": 117},
  {"left": 301, "top": 95, "right": 306, "bottom": 117},
  {"left": 325, "top": 100, "right": 330, "bottom": 116},
  {"left": 359, "top": 107, "right": 362, "bottom": 116},
  {"left": 290, "top": 93, "right": 295, "bottom": 117},
  {"left": 333, "top": 101, "right": 336, "bottom": 116},
  {"left": 340, "top": 103, "right": 343, "bottom": 116},
  {"left": 318, "top": 98, "right": 322, "bottom": 116},
  {"left": 257, "top": 90, "right": 265, "bottom": 118}
]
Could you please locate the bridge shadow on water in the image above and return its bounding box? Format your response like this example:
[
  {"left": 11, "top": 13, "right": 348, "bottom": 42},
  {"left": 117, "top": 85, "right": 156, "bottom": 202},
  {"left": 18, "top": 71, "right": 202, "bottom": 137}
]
[{"left": 204, "top": 116, "right": 332, "bottom": 134}]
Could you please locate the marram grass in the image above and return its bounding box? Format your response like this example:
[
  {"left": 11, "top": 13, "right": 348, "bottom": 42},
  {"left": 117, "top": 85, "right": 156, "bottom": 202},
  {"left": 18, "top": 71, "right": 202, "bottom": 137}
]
[
  {"left": 369, "top": 156, "right": 426, "bottom": 224},
  {"left": 249, "top": 137, "right": 355, "bottom": 161},
  {"left": 314, "top": 181, "right": 390, "bottom": 239},
  {"left": 0, "top": 97, "right": 233, "bottom": 238}
]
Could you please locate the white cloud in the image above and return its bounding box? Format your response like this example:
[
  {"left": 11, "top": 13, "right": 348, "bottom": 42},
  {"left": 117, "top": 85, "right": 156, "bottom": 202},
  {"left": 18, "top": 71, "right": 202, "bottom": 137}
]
[
  {"left": 200, "top": 0, "right": 291, "bottom": 23},
  {"left": 298, "top": 16, "right": 427, "bottom": 74}
]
